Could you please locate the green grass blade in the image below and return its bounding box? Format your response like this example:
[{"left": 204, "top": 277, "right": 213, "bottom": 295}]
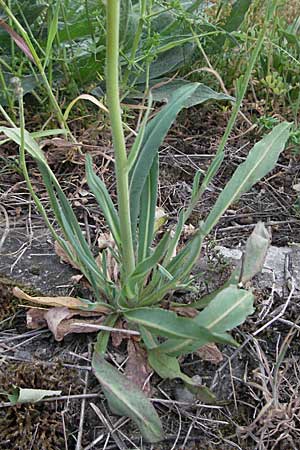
[
  {"left": 127, "top": 92, "right": 153, "bottom": 171},
  {"left": 44, "top": 0, "right": 60, "bottom": 69}
]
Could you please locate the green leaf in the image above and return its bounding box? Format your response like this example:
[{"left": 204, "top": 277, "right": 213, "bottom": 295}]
[
  {"left": 158, "top": 286, "right": 253, "bottom": 356},
  {"left": 92, "top": 352, "right": 164, "bottom": 443},
  {"left": 94, "top": 314, "right": 118, "bottom": 354},
  {"left": 150, "top": 80, "right": 234, "bottom": 106},
  {"left": 86, "top": 154, "right": 121, "bottom": 248},
  {"left": 139, "top": 232, "right": 203, "bottom": 307},
  {"left": 137, "top": 155, "right": 158, "bottom": 261},
  {"left": 157, "top": 330, "right": 236, "bottom": 356},
  {"left": 194, "top": 286, "right": 254, "bottom": 332},
  {"left": 148, "top": 349, "right": 215, "bottom": 403},
  {"left": 7, "top": 387, "right": 61, "bottom": 405},
  {"left": 162, "top": 210, "right": 185, "bottom": 265},
  {"left": 44, "top": 0, "right": 60, "bottom": 68},
  {"left": 224, "top": 0, "right": 252, "bottom": 33},
  {"left": 1, "top": 127, "right": 108, "bottom": 295},
  {"left": 129, "top": 83, "right": 199, "bottom": 237},
  {"left": 187, "top": 222, "right": 271, "bottom": 309},
  {"left": 125, "top": 307, "right": 219, "bottom": 341},
  {"left": 203, "top": 122, "right": 291, "bottom": 235},
  {"left": 127, "top": 231, "right": 170, "bottom": 298},
  {"left": 0, "top": 127, "right": 47, "bottom": 164},
  {"left": 127, "top": 92, "right": 153, "bottom": 171}
]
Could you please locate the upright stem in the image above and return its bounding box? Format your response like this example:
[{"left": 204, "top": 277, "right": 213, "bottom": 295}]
[{"left": 106, "top": 0, "right": 135, "bottom": 275}]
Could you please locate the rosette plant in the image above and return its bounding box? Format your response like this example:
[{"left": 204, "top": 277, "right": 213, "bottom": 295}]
[{"left": 0, "top": 0, "right": 290, "bottom": 443}]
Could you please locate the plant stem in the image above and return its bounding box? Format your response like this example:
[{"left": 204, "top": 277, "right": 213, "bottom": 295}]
[{"left": 106, "top": 0, "right": 135, "bottom": 276}]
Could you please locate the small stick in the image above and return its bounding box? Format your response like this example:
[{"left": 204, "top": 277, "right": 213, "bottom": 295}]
[{"left": 90, "top": 402, "right": 127, "bottom": 450}]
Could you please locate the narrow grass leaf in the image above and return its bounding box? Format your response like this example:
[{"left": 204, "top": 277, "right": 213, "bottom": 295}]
[
  {"left": 0, "top": 127, "right": 46, "bottom": 163},
  {"left": 44, "top": 1, "right": 60, "bottom": 68},
  {"left": 127, "top": 92, "right": 153, "bottom": 171}
]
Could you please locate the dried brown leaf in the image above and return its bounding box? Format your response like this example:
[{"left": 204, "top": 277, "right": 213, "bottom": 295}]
[
  {"left": 13, "top": 287, "right": 110, "bottom": 313},
  {"left": 54, "top": 241, "right": 81, "bottom": 271},
  {"left": 170, "top": 306, "right": 198, "bottom": 318},
  {"left": 125, "top": 340, "right": 152, "bottom": 396},
  {"left": 45, "top": 307, "right": 105, "bottom": 341},
  {"left": 27, "top": 308, "right": 47, "bottom": 329},
  {"left": 27, "top": 306, "right": 105, "bottom": 341},
  {"left": 196, "top": 343, "right": 223, "bottom": 364}
]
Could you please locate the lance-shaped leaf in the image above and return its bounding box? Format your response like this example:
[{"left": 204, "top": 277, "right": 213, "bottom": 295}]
[
  {"left": 92, "top": 352, "right": 163, "bottom": 443},
  {"left": 137, "top": 155, "right": 158, "bottom": 261},
  {"left": 203, "top": 122, "right": 291, "bottom": 235},
  {"left": 129, "top": 83, "right": 199, "bottom": 237},
  {"left": 148, "top": 349, "right": 216, "bottom": 403},
  {"left": 86, "top": 154, "right": 121, "bottom": 248},
  {"left": 195, "top": 286, "right": 254, "bottom": 331},
  {"left": 126, "top": 231, "right": 170, "bottom": 298},
  {"left": 149, "top": 80, "right": 234, "bottom": 106},
  {"left": 0, "top": 127, "right": 46, "bottom": 163},
  {"left": 187, "top": 223, "right": 271, "bottom": 310},
  {"left": 157, "top": 286, "right": 253, "bottom": 356},
  {"left": 125, "top": 307, "right": 232, "bottom": 344}
]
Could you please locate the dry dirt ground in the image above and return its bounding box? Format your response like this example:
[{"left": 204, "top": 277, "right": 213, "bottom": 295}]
[{"left": 1, "top": 105, "right": 300, "bottom": 450}]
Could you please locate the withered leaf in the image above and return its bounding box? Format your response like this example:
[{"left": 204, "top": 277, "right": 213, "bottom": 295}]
[
  {"left": 125, "top": 340, "right": 152, "bottom": 396},
  {"left": 196, "top": 343, "right": 223, "bottom": 364},
  {"left": 54, "top": 241, "right": 81, "bottom": 271},
  {"left": 27, "top": 306, "right": 105, "bottom": 341},
  {"left": 13, "top": 287, "right": 110, "bottom": 313}
]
